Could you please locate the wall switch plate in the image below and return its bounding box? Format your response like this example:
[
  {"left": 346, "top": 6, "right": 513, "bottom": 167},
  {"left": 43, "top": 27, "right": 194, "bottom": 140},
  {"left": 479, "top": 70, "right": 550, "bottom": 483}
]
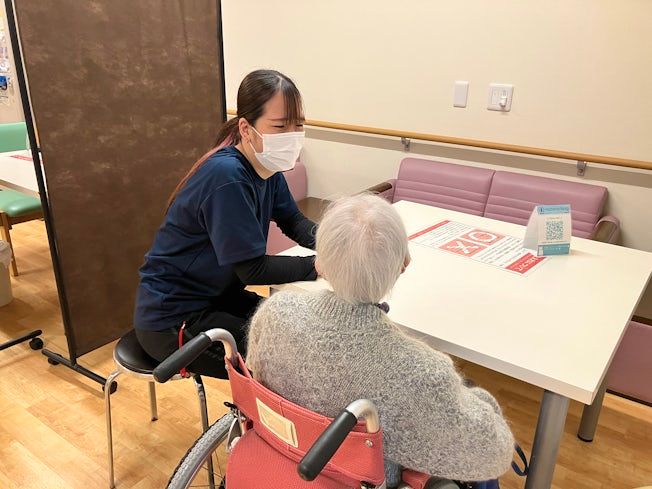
[
  {"left": 488, "top": 83, "right": 513, "bottom": 111},
  {"left": 454, "top": 81, "right": 469, "bottom": 108}
]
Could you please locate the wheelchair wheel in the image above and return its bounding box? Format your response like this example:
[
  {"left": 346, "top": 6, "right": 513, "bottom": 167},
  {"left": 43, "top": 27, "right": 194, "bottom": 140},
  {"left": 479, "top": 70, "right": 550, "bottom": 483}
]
[{"left": 167, "top": 412, "right": 238, "bottom": 489}]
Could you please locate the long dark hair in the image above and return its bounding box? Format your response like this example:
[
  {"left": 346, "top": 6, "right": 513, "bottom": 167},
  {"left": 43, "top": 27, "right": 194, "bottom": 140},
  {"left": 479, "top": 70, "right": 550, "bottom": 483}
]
[{"left": 167, "top": 69, "right": 303, "bottom": 209}]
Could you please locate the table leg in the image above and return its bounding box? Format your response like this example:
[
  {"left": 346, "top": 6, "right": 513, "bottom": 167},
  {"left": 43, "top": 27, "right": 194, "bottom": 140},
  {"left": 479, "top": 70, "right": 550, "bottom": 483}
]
[
  {"left": 578, "top": 376, "right": 608, "bottom": 442},
  {"left": 524, "top": 390, "right": 570, "bottom": 489}
]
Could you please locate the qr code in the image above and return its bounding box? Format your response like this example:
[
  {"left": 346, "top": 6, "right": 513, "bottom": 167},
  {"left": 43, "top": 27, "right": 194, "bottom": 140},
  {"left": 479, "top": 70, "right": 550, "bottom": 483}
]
[{"left": 545, "top": 220, "right": 564, "bottom": 241}]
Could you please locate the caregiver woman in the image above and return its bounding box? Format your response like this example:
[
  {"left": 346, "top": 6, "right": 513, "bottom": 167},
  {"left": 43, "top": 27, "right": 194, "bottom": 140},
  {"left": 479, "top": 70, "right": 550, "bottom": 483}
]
[{"left": 133, "top": 69, "right": 317, "bottom": 378}]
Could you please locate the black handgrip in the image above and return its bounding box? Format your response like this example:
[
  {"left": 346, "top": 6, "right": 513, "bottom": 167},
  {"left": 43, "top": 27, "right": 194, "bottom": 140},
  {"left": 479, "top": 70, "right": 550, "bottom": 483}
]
[
  {"left": 153, "top": 333, "right": 213, "bottom": 383},
  {"left": 297, "top": 409, "right": 358, "bottom": 481}
]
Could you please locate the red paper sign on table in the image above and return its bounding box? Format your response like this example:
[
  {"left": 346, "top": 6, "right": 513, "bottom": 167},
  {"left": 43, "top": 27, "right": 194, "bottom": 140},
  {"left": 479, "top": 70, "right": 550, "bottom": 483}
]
[{"left": 409, "top": 220, "right": 546, "bottom": 275}]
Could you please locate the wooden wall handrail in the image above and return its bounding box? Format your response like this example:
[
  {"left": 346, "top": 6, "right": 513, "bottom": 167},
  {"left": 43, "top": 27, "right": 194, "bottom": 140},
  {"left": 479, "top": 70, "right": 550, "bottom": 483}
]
[{"left": 226, "top": 109, "right": 652, "bottom": 171}]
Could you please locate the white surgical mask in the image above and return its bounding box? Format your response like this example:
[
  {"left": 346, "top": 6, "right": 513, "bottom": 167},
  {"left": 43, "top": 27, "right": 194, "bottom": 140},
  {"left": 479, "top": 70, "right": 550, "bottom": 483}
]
[{"left": 249, "top": 126, "right": 304, "bottom": 173}]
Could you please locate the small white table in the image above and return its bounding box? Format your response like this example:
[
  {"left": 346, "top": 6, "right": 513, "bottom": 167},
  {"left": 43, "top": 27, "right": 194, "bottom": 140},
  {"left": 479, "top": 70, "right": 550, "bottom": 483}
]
[
  {"left": 278, "top": 200, "right": 652, "bottom": 489},
  {"left": 0, "top": 150, "right": 40, "bottom": 194}
]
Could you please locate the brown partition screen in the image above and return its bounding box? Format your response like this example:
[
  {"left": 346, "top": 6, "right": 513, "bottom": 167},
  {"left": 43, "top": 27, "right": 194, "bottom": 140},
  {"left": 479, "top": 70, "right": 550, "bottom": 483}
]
[{"left": 13, "top": 0, "right": 225, "bottom": 358}]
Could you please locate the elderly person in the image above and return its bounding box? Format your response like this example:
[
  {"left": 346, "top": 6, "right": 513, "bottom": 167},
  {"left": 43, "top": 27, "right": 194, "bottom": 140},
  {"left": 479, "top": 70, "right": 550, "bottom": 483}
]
[{"left": 246, "top": 194, "right": 514, "bottom": 487}]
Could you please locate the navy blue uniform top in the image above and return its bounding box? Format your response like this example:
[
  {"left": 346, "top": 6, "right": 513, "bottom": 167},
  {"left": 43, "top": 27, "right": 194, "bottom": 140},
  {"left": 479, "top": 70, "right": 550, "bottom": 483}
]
[{"left": 134, "top": 146, "right": 303, "bottom": 331}]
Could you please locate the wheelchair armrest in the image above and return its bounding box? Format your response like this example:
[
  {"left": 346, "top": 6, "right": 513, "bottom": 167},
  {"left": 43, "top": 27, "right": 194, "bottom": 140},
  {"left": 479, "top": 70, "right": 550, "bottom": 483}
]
[{"left": 590, "top": 215, "right": 620, "bottom": 244}]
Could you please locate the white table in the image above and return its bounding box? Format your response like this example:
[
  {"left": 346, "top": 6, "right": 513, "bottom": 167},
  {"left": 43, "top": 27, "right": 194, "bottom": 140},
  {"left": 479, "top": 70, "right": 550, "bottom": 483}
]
[
  {"left": 0, "top": 150, "right": 40, "bottom": 194},
  {"left": 278, "top": 200, "right": 652, "bottom": 489}
]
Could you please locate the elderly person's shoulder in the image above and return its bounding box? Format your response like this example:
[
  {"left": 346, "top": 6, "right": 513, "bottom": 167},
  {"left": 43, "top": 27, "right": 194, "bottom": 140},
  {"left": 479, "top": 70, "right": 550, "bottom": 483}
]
[
  {"left": 251, "top": 290, "right": 319, "bottom": 329},
  {"left": 257, "top": 289, "right": 314, "bottom": 313},
  {"left": 247, "top": 290, "right": 318, "bottom": 362}
]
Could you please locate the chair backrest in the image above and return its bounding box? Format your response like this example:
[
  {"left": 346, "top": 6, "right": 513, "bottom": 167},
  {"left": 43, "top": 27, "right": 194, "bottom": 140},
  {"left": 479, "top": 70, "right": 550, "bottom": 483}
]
[
  {"left": 0, "top": 122, "right": 28, "bottom": 152},
  {"left": 226, "top": 355, "right": 385, "bottom": 488},
  {"left": 608, "top": 321, "right": 652, "bottom": 403},
  {"left": 484, "top": 171, "right": 608, "bottom": 238},
  {"left": 283, "top": 160, "right": 308, "bottom": 201},
  {"left": 266, "top": 160, "right": 308, "bottom": 255},
  {"left": 393, "top": 158, "right": 495, "bottom": 216}
]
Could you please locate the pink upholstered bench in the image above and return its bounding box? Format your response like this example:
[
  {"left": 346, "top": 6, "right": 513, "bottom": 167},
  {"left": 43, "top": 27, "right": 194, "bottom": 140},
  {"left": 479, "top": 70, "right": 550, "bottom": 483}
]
[
  {"left": 375, "top": 158, "right": 495, "bottom": 216},
  {"left": 369, "top": 157, "right": 619, "bottom": 242},
  {"left": 266, "top": 161, "right": 330, "bottom": 255},
  {"left": 368, "top": 157, "right": 652, "bottom": 404},
  {"left": 484, "top": 171, "right": 616, "bottom": 241}
]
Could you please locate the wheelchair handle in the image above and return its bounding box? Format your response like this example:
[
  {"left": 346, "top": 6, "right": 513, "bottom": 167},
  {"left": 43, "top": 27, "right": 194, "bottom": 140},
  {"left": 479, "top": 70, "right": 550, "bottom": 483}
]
[
  {"left": 298, "top": 399, "right": 380, "bottom": 482},
  {"left": 153, "top": 328, "right": 238, "bottom": 383}
]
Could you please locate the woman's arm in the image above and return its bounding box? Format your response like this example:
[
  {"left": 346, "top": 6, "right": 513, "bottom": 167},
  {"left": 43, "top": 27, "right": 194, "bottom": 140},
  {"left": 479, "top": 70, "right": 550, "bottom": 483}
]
[
  {"left": 234, "top": 254, "right": 317, "bottom": 285},
  {"left": 379, "top": 340, "right": 514, "bottom": 482}
]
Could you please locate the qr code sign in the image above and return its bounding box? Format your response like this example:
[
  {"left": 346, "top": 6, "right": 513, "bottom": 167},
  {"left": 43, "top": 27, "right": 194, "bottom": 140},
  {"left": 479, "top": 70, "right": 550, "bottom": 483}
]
[{"left": 545, "top": 220, "right": 564, "bottom": 241}]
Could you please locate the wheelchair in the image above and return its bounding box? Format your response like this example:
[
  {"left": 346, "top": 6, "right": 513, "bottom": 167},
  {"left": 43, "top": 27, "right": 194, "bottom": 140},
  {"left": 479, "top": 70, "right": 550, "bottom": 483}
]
[{"left": 154, "top": 328, "right": 459, "bottom": 489}]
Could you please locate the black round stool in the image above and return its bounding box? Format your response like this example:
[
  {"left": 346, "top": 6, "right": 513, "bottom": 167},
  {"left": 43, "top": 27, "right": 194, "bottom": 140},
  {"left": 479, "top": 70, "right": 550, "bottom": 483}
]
[{"left": 105, "top": 330, "right": 212, "bottom": 488}]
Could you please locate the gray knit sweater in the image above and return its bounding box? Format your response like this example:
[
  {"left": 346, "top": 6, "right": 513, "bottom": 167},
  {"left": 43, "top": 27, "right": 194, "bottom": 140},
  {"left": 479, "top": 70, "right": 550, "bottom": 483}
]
[{"left": 247, "top": 290, "right": 514, "bottom": 483}]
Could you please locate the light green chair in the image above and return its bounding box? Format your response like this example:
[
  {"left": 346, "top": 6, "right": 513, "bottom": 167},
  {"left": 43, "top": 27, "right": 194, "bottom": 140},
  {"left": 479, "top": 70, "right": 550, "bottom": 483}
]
[
  {"left": 0, "top": 122, "right": 28, "bottom": 152},
  {"left": 0, "top": 188, "right": 43, "bottom": 276}
]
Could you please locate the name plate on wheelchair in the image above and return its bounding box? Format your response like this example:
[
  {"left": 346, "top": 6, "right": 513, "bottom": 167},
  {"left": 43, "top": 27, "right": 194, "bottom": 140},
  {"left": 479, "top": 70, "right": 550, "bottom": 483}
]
[{"left": 256, "top": 398, "right": 299, "bottom": 448}]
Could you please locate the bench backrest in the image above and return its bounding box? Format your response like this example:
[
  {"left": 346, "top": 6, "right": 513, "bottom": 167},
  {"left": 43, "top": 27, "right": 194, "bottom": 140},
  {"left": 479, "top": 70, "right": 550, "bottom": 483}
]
[
  {"left": 393, "top": 158, "right": 494, "bottom": 216},
  {"left": 485, "top": 171, "right": 607, "bottom": 238}
]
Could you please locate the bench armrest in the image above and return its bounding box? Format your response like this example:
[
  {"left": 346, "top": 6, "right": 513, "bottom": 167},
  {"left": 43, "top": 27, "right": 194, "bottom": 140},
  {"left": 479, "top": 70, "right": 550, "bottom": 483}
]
[
  {"left": 591, "top": 215, "right": 620, "bottom": 244},
  {"left": 296, "top": 197, "right": 331, "bottom": 223},
  {"left": 364, "top": 179, "right": 396, "bottom": 202}
]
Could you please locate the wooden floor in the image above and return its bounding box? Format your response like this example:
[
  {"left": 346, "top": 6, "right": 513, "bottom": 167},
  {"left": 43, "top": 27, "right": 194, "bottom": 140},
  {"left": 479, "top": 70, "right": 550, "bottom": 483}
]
[{"left": 0, "top": 220, "right": 650, "bottom": 489}]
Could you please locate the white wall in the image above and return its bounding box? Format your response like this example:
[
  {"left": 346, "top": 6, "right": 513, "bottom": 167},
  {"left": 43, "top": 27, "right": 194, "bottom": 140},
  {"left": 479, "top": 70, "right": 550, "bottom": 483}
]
[
  {"left": 223, "top": 0, "right": 652, "bottom": 161},
  {"left": 223, "top": 0, "right": 652, "bottom": 317}
]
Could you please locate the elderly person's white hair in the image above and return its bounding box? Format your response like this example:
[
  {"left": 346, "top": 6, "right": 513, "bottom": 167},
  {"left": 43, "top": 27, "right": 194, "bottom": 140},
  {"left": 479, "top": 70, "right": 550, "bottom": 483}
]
[{"left": 316, "top": 194, "right": 409, "bottom": 304}]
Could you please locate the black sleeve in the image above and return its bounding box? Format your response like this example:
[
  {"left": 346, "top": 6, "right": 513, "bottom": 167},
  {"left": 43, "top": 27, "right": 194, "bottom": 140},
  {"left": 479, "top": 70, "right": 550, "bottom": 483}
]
[
  {"left": 233, "top": 254, "right": 317, "bottom": 285},
  {"left": 275, "top": 211, "right": 317, "bottom": 250}
]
